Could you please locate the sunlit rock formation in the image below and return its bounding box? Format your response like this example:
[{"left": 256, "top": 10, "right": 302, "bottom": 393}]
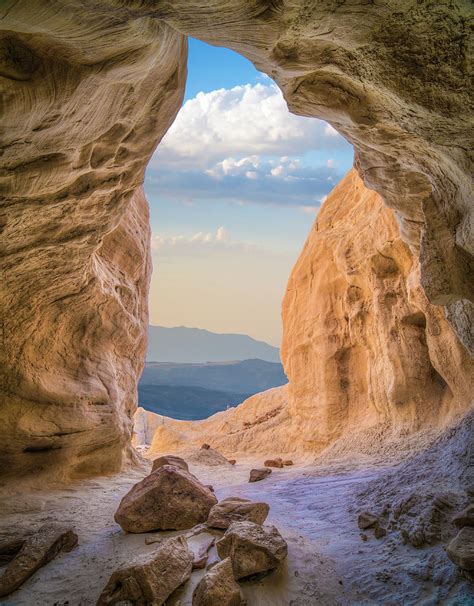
[
  {"left": 146, "top": 170, "right": 473, "bottom": 458},
  {"left": 1, "top": 1, "right": 472, "bottom": 478}
]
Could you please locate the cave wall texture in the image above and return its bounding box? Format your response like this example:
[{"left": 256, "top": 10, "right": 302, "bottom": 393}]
[{"left": 0, "top": 1, "right": 472, "bottom": 479}]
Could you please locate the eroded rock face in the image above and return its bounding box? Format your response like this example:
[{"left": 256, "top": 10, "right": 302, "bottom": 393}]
[
  {"left": 281, "top": 169, "right": 474, "bottom": 450},
  {"left": 114, "top": 465, "right": 217, "bottom": 532},
  {"left": 97, "top": 535, "right": 193, "bottom": 605},
  {"left": 1, "top": 1, "right": 472, "bottom": 479}
]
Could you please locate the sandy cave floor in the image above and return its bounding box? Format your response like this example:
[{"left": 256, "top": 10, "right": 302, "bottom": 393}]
[{"left": 1, "top": 438, "right": 473, "bottom": 606}]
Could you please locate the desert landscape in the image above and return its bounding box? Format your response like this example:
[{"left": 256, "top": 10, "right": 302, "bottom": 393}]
[{"left": 0, "top": 1, "right": 473, "bottom": 605}]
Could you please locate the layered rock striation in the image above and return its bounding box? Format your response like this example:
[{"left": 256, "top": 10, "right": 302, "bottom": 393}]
[{"left": 1, "top": 1, "right": 472, "bottom": 479}]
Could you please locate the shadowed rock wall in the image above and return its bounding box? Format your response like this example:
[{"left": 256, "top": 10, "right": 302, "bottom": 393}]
[{"left": 1, "top": 1, "right": 472, "bottom": 478}]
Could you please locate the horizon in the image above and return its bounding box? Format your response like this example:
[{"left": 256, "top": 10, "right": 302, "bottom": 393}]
[{"left": 145, "top": 38, "right": 353, "bottom": 347}]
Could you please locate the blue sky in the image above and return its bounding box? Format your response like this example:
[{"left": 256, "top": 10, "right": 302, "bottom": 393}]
[{"left": 144, "top": 39, "right": 353, "bottom": 346}]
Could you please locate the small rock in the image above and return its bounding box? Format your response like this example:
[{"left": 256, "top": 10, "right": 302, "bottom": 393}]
[
  {"left": 283, "top": 460, "right": 294, "bottom": 466},
  {"left": 216, "top": 521, "right": 288, "bottom": 580},
  {"left": 152, "top": 454, "right": 189, "bottom": 473},
  {"left": 144, "top": 536, "right": 162, "bottom": 545},
  {"left": 264, "top": 458, "right": 283, "bottom": 468},
  {"left": 207, "top": 497, "right": 269, "bottom": 529},
  {"left": 192, "top": 557, "right": 244, "bottom": 606},
  {"left": 374, "top": 525, "right": 387, "bottom": 539},
  {"left": 192, "top": 536, "right": 215, "bottom": 570},
  {"left": 453, "top": 504, "right": 474, "bottom": 529},
  {"left": 97, "top": 536, "right": 193, "bottom": 605},
  {"left": 360, "top": 533, "right": 368, "bottom": 542},
  {"left": 228, "top": 459, "right": 237, "bottom": 465},
  {"left": 446, "top": 527, "right": 474, "bottom": 571},
  {"left": 115, "top": 465, "right": 217, "bottom": 532},
  {"left": 201, "top": 444, "right": 211, "bottom": 450},
  {"left": 0, "top": 525, "right": 78, "bottom": 598},
  {"left": 358, "top": 511, "right": 379, "bottom": 530},
  {"left": 249, "top": 468, "right": 272, "bottom": 483}
]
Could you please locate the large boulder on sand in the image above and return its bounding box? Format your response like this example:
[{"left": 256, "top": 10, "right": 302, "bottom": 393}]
[
  {"left": 152, "top": 454, "right": 189, "bottom": 473},
  {"left": 192, "top": 557, "right": 244, "bottom": 606},
  {"left": 207, "top": 497, "right": 269, "bottom": 529},
  {"left": 446, "top": 527, "right": 474, "bottom": 571},
  {"left": 97, "top": 535, "right": 193, "bottom": 605},
  {"left": 115, "top": 466, "right": 217, "bottom": 532},
  {"left": 216, "top": 521, "right": 288, "bottom": 580}
]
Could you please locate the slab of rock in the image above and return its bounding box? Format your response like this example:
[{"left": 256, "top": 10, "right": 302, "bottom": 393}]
[
  {"left": 446, "top": 527, "right": 474, "bottom": 571},
  {"left": 207, "top": 497, "right": 269, "bottom": 529},
  {"left": 357, "top": 512, "right": 379, "bottom": 530},
  {"left": 264, "top": 458, "right": 283, "bottom": 468},
  {"left": 152, "top": 454, "right": 189, "bottom": 473},
  {"left": 216, "top": 521, "right": 288, "bottom": 580},
  {"left": 453, "top": 504, "right": 474, "bottom": 529},
  {"left": 193, "top": 557, "right": 244, "bottom": 606},
  {"left": 115, "top": 465, "right": 217, "bottom": 532},
  {"left": 97, "top": 535, "right": 192, "bottom": 605},
  {"left": 0, "top": 525, "right": 78, "bottom": 598},
  {"left": 249, "top": 468, "right": 272, "bottom": 483}
]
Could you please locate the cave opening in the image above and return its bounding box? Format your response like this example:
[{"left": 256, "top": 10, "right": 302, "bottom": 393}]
[{"left": 137, "top": 37, "right": 354, "bottom": 422}]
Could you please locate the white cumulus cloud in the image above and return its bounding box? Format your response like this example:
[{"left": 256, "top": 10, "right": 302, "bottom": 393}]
[{"left": 151, "top": 83, "right": 348, "bottom": 169}]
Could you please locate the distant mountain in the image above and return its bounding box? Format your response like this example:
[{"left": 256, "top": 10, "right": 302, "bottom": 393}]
[
  {"left": 138, "top": 358, "right": 287, "bottom": 420},
  {"left": 147, "top": 325, "right": 280, "bottom": 363}
]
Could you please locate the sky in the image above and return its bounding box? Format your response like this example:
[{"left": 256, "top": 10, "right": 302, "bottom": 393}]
[{"left": 145, "top": 38, "right": 354, "bottom": 347}]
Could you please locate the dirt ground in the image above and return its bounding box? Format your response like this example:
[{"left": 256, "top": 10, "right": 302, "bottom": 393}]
[{"left": 0, "top": 415, "right": 472, "bottom": 606}]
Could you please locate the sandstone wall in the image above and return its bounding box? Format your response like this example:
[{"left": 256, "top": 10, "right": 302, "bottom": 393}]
[
  {"left": 1, "top": 1, "right": 472, "bottom": 479},
  {"left": 281, "top": 169, "right": 474, "bottom": 451},
  {"left": 0, "top": 7, "right": 187, "bottom": 479}
]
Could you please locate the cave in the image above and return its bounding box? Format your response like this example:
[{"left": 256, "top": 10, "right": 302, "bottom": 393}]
[{"left": 1, "top": 1, "right": 473, "bottom": 604}]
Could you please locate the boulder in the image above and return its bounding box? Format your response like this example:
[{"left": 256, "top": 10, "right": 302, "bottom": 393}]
[
  {"left": 374, "top": 525, "right": 387, "bottom": 539},
  {"left": 97, "top": 535, "right": 193, "bottom": 605},
  {"left": 249, "top": 468, "right": 272, "bottom": 483},
  {"left": 0, "top": 525, "right": 78, "bottom": 598},
  {"left": 216, "top": 521, "right": 288, "bottom": 580},
  {"left": 192, "top": 558, "right": 244, "bottom": 606},
  {"left": 115, "top": 465, "right": 217, "bottom": 532},
  {"left": 453, "top": 504, "right": 474, "bottom": 529},
  {"left": 264, "top": 458, "right": 283, "bottom": 468},
  {"left": 207, "top": 497, "right": 269, "bottom": 529},
  {"left": 357, "top": 512, "right": 379, "bottom": 530},
  {"left": 152, "top": 454, "right": 189, "bottom": 473},
  {"left": 446, "top": 527, "right": 474, "bottom": 571},
  {"left": 201, "top": 444, "right": 211, "bottom": 450}
]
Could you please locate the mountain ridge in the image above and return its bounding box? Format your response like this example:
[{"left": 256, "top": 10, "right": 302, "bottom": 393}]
[{"left": 147, "top": 325, "right": 280, "bottom": 363}]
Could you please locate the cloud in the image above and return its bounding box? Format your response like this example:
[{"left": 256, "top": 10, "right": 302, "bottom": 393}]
[
  {"left": 151, "top": 226, "right": 262, "bottom": 257},
  {"left": 150, "top": 83, "right": 349, "bottom": 170},
  {"left": 146, "top": 154, "right": 340, "bottom": 210}
]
